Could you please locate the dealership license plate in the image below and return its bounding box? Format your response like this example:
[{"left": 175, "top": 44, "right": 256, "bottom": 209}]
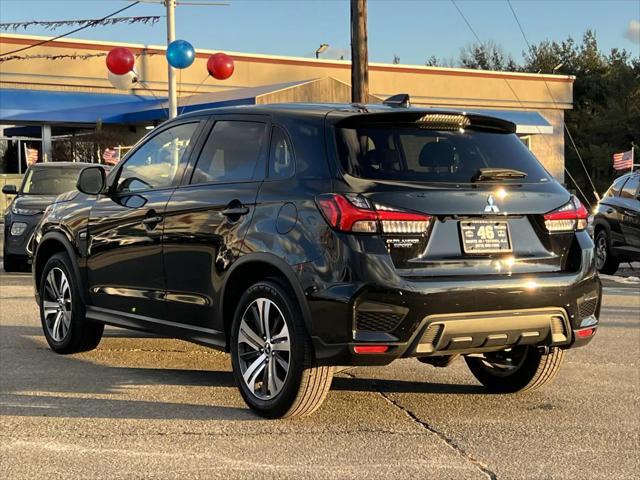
[{"left": 460, "top": 221, "right": 512, "bottom": 254}]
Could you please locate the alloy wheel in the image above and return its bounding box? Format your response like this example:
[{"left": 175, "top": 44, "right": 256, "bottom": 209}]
[
  {"left": 595, "top": 235, "right": 607, "bottom": 270},
  {"left": 237, "top": 298, "right": 291, "bottom": 400},
  {"left": 470, "top": 347, "right": 528, "bottom": 377},
  {"left": 42, "top": 267, "right": 72, "bottom": 342}
]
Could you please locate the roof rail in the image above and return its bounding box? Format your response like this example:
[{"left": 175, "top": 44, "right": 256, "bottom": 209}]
[{"left": 383, "top": 94, "right": 411, "bottom": 108}]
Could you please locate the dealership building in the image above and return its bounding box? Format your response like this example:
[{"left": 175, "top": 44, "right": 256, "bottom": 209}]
[{"left": 1, "top": 33, "right": 573, "bottom": 183}]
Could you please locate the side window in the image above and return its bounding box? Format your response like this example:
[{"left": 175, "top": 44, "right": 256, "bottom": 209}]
[
  {"left": 116, "top": 122, "right": 198, "bottom": 193},
  {"left": 605, "top": 176, "right": 627, "bottom": 198},
  {"left": 620, "top": 176, "right": 639, "bottom": 199},
  {"left": 268, "top": 126, "right": 295, "bottom": 179},
  {"left": 192, "top": 121, "right": 266, "bottom": 184}
]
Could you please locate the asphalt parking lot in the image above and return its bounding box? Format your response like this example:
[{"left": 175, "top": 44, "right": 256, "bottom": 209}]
[{"left": 1, "top": 263, "right": 638, "bottom": 479}]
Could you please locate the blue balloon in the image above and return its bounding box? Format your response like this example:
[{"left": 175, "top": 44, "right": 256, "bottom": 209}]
[{"left": 166, "top": 39, "right": 195, "bottom": 69}]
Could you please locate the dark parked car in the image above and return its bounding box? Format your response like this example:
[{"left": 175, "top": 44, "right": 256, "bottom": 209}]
[
  {"left": 31, "top": 103, "right": 601, "bottom": 418},
  {"left": 592, "top": 172, "right": 640, "bottom": 274},
  {"left": 3, "top": 162, "right": 94, "bottom": 272}
]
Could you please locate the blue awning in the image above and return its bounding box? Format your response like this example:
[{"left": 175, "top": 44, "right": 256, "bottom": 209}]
[{"left": 0, "top": 88, "right": 161, "bottom": 124}]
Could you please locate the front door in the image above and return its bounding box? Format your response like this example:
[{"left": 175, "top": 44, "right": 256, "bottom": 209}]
[
  {"left": 87, "top": 120, "right": 203, "bottom": 319},
  {"left": 162, "top": 117, "right": 269, "bottom": 331}
]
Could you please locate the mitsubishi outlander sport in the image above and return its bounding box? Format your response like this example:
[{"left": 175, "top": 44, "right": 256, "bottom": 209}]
[{"left": 31, "top": 103, "right": 602, "bottom": 418}]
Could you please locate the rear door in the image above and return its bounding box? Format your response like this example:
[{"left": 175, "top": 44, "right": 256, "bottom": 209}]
[
  {"left": 619, "top": 175, "right": 640, "bottom": 249},
  {"left": 329, "top": 112, "right": 578, "bottom": 277},
  {"left": 162, "top": 115, "right": 269, "bottom": 331},
  {"left": 87, "top": 120, "right": 203, "bottom": 319}
]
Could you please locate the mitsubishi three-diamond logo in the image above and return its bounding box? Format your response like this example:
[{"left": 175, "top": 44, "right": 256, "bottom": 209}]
[{"left": 484, "top": 194, "right": 500, "bottom": 213}]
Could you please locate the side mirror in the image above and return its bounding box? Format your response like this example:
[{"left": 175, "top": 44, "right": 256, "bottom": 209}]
[
  {"left": 2, "top": 184, "right": 17, "bottom": 195},
  {"left": 76, "top": 166, "right": 106, "bottom": 195}
]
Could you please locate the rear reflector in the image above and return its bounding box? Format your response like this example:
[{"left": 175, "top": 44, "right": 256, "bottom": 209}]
[
  {"left": 576, "top": 328, "right": 595, "bottom": 338},
  {"left": 353, "top": 345, "right": 389, "bottom": 354},
  {"left": 544, "top": 195, "right": 588, "bottom": 232},
  {"left": 317, "top": 193, "right": 431, "bottom": 234}
]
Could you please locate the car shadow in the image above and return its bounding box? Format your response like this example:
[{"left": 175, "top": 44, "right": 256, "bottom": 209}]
[{"left": 1, "top": 324, "right": 486, "bottom": 422}]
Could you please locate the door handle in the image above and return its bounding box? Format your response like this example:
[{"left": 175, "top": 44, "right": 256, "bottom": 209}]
[
  {"left": 222, "top": 206, "right": 249, "bottom": 217},
  {"left": 142, "top": 215, "right": 163, "bottom": 225}
]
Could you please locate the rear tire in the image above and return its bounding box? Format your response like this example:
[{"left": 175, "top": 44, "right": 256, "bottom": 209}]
[
  {"left": 230, "top": 279, "right": 334, "bottom": 418},
  {"left": 39, "top": 252, "right": 104, "bottom": 354},
  {"left": 595, "top": 229, "right": 619, "bottom": 274},
  {"left": 465, "top": 346, "right": 564, "bottom": 393}
]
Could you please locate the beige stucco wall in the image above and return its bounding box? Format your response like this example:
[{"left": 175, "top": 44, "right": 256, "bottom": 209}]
[{"left": 0, "top": 34, "right": 573, "bottom": 180}]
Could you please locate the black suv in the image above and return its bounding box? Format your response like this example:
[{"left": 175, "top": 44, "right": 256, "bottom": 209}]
[
  {"left": 592, "top": 172, "right": 640, "bottom": 274},
  {"left": 31, "top": 104, "right": 601, "bottom": 418}
]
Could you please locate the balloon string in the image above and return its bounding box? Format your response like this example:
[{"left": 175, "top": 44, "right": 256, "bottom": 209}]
[
  {"left": 133, "top": 72, "right": 170, "bottom": 121},
  {"left": 179, "top": 73, "right": 210, "bottom": 116}
]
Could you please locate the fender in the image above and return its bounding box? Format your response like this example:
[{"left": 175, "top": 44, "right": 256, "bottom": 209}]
[
  {"left": 219, "top": 252, "right": 316, "bottom": 337},
  {"left": 34, "top": 231, "right": 88, "bottom": 305}
]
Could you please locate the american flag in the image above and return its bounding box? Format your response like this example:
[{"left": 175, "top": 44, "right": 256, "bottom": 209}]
[
  {"left": 612, "top": 149, "right": 634, "bottom": 171},
  {"left": 24, "top": 146, "right": 38, "bottom": 166},
  {"left": 102, "top": 148, "right": 119, "bottom": 166}
]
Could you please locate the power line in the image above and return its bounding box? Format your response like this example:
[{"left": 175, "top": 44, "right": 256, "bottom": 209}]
[
  {"left": 0, "top": 2, "right": 140, "bottom": 58},
  {"left": 449, "top": 0, "right": 593, "bottom": 207},
  {"left": 506, "top": 0, "right": 600, "bottom": 202}
]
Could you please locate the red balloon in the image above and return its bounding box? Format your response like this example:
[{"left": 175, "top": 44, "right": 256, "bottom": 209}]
[
  {"left": 207, "top": 53, "right": 234, "bottom": 80},
  {"left": 106, "top": 47, "right": 135, "bottom": 75}
]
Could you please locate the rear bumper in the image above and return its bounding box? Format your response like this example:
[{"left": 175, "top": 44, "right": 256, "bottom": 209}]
[{"left": 307, "top": 232, "right": 601, "bottom": 366}]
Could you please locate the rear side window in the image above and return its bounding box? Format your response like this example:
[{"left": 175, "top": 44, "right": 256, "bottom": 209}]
[
  {"left": 192, "top": 121, "right": 265, "bottom": 184},
  {"left": 268, "top": 126, "right": 294, "bottom": 179},
  {"left": 620, "top": 176, "right": 639, "bottom": 199},
  {"left": 605, "top": 176, "right": 628, "bottom": 198},
  {"left": 335, "top": 126, "right": 552, "bottom": 184}
]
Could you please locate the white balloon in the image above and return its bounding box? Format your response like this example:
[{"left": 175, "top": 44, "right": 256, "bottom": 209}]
[{"left": 108, "top": 70, "right": 138, "bottom": 90}]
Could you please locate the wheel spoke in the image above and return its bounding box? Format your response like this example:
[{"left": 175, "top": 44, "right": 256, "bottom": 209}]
[
  {"left": 47, "top": 270, "right": 60, "bottom": 298},
  {"left": 43, "top": 301, "right": 58, "bottom": 317},
  {"left": 267, "top": 357, "right": 278, "bottom": 395},
  {"left": 271, "top": 323, "right": 290, "bottom": 352},
  {"left": 239, "top": 319, "right": 263, "bottom": 351},
  {"left": 273, "top": 352, "right": 289, "bottom": 372},
  {"left": 52, "top": 311, "right": 63, "bottom": 341},
  {"left": 243, "top": 353, "right": 267, "bottom": 392},
  {"left": 59, "top": 275, "right": 70, "bottom": 298}
]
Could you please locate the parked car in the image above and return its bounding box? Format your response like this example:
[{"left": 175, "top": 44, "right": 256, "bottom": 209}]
[
  {"left": 592, "top": 171, "right": 640, "bottom": 274},
  {"left": 31, "top": 103, "right": 601, "bottom": 418},
  {"left": 2, "top": 162, "right": 94, "bottom": 272}
]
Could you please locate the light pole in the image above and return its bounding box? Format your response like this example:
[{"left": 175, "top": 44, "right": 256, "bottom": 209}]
[
  {"left": 166, "top": 0, "right": 178, "bottom": 118},
  {"left": 350, "top": 0, "right": 369, "bottom": 103},
  {"left": 315, "top": 43, "right": 329, "bottom": 59}
]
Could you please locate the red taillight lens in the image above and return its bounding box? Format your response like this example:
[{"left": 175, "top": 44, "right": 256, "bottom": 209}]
[
  {"left": 543, "top": 195, "right": 588, "bottom": 232},
  {"left": 576, "top": 328, "right": 595, "bottom": 338},
  {"left": 316, "top": 194, "right": 431, "bottom": 234}
]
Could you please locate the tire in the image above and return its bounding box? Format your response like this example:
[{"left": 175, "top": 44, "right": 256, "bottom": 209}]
[
  {"left": 39, "top": 252, "right": 104, "bottom": 354},
  {"left": 464, "top": 346, "right": 564, "bottom": 393},
  {"left": 595, "top": 229, "right": 619, "bottom": 275},
  {"left": 230, "top": 279, "right": 334, "bottom": 418},
  {"left": 3, "top": 253, "right": 24, "bottom": 273}
]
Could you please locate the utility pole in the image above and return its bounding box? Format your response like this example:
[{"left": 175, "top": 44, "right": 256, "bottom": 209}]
[
  {"left": 350, "top": 0, "right": 369, "bottom": 104},
  {"left": 166, "top": 0, "right": 178, "bottom": 118}
]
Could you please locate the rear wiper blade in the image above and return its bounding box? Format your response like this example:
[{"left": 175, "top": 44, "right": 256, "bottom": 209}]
[{"left": 472, "top": 168, "right": 527, "bottom": 182}]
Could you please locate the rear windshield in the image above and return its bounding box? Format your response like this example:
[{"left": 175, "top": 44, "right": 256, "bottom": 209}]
[
  {"left": 21, "top": 167, "right": 82, "bottom": 195},
  {"left": 335, "top": 126, "right": 552, "bottom": 184}
]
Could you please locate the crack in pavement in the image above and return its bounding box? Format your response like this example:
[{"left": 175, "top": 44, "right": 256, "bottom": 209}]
[{"left": 343, "top": 372, "right": 498, "bottom": 480}]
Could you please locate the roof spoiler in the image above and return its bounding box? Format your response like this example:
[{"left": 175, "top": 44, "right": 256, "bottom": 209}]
[{"left": 383, "top": 93, "right": 411, "bottom": 108}]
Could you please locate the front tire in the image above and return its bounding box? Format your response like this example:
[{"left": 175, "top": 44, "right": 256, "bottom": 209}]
[
  {"left": 595, "top": 229, "right": 619, "bottom": 274},
  {"left": 464, "top": 346, "right": 564, "bottom": 393},
  {"left": 230, "top": 280, "right": 334, "bottom": 418},
  {"left": 39, "top": 252, "right": 104, "bottom": 354}
]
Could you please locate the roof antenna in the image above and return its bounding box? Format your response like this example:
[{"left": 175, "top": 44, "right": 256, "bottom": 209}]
[{"left": 383, "top": 93, "right": 410, "bottom": 108}]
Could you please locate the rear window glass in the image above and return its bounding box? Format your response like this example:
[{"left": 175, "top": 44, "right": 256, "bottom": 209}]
[
  {"left": 604, "top": 176, "right": 628, "bottom": 198},
  {"left": 335, "top": 126, "right": 552, "bottom": 184}
]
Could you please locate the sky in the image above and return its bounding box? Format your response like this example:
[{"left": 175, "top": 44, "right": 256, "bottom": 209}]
[{"left": 1, "top": 0, "right": 638, "bottom": 66}]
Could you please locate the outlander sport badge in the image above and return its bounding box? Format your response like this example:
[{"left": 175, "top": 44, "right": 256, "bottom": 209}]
[{"left": 484, "top": 195, "right": 500, "bottom": 213}]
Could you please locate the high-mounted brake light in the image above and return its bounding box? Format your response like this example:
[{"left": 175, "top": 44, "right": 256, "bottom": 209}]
[
  {"left": 316, "top": 194, "right": 431, "bottom": 234},
  {"left": 543, "top": 195, "right": 588, "bottom": 232}
]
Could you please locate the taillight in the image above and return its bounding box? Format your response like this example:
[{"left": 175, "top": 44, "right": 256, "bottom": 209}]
[
  {"left": 316, "top": 193, "right": 431, "bottom": 234},
  {"left": 543, "top": 195, "right": 588, "bottom": 232}
]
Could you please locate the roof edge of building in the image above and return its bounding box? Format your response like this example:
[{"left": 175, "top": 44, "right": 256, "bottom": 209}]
[{"left": 0, "top": 33, "right": 576, "bottom": 83}]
